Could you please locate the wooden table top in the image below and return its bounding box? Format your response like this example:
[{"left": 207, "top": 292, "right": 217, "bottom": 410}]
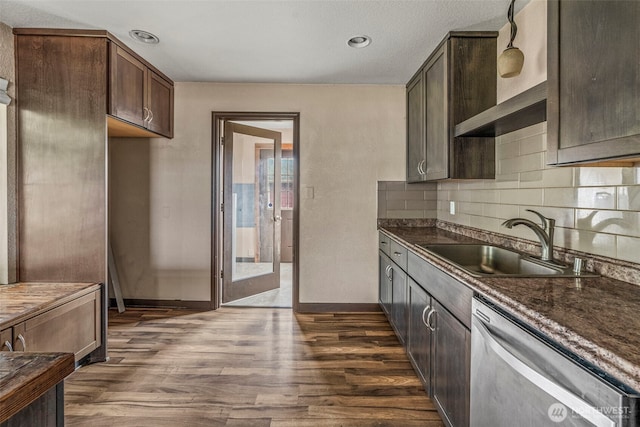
[
  {"left": 0, "top": 282, "right": 100, "bottom": 330},
  {"left": 0, "top": 352, "right": 75, "bottom": 423}
]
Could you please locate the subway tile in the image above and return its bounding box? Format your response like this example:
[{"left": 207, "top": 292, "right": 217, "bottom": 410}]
[
  {"left": 386, "top": 210, "right": 425, "bottom": 219},
  {"left": 518, "top": 206, "right": 576, "bottom": 228},
  {"left": 377, "top": 192, "right": 387, "bottom": 217},
  {"left": 458, "top": 202, "right": 484, "bottom": 216},
  {"left": 386, "top": 190, "right": 424, "bottom": 201},
  {"left": 467, "top": 189, "right": 500, "bottom": 204},
  {"left": 519, "top": 170, "right": 543, "bottom": 187},
  {"left": 574, "top": 167, "right": 626, "bottom": 187},
  {"left": 563, "top": 229, "right": 617, "bottom": 259},
  {"left": 616, "top": 236, "right": 640, "bottom": 263},
  {"left": 576, "top": 209, "right": 640, "bottom": 238},
  {"left": 425, "top": 209, "right": 438, "bottom": 219},
  {"left": 469, "top": 216, "right": 502, "bottom": 234},
  {"left": 500, "top": 188, "right": 544, "bottom": 206},
  {"left": 438, "top": 211, "right": 471, "bottom": 227},
  {"left": 482, "top": 203, "right": 520, "bottom": 220},
  {"left": 497, "top": 122, "right": 546, "bottom": 145},
  {"left": 539, "top": 167, "right": 574, "bottom": 188},
  {"left": 424, "top": 190, "right": 439, "bottom": 201},
  {"left": 385, "top": 181, "right": 407, "bottom": 191},
  {"left": 517, "top": 152, "right": 545, "bottom": 173},
  {"left": 543, "top": 187, "right": 616, "bottom": 209},
  {"left": 617, "top": 186, "right": 640, "bottom": 210},
  {"left": 620, "top": 167, "right": 640, "bottom": 185},
  {"left": 386, "top": 200, "right": 405, "bottom": 210},
  {"left": 406, "top": 182, "right": 437, "bottom": 191},
  {"left": 519, "top": 133, "right": 545, "bottom": 155},
  {"left": 406, "top": 200, "right": 437, "bottom": 211},
  {"left": 438, "top": 181, "right": 459, "bottom": 191},
  {"left": 493, "top": 173, "right": 520, "bottom": 188},
  {"left": 497, "top": 141, "right": 520, "bottom": 161}
]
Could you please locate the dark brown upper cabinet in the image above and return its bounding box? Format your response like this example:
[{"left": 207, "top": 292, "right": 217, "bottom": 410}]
[
  {"left": 547, "top": 0, "right": 640, "bottom": 166},
  {"left": 109, "top": 44, "right": 174, "bottom": 138},
  {"left": 406, "top": 32, "right": 497, "bottom": 183}
]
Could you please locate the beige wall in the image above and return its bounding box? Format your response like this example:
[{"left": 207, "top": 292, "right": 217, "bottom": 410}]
[
  {"left": 0, "top": 21, "right": 17, "bottom": 284},
  {"left": 111, "top": 83, "right": 406, "bottom": 302}
]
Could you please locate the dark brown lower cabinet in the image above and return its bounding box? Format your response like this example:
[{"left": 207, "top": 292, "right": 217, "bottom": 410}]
[
  {"left": 379, "top": 253, "right": 393, "bottom": 316},
  {"left": 432, "top": 301, "right": 471, "bottom": 427},
  {"left": 407, "top": 278, "right": 432, "bottom": 392},
  {"left": 390, "top": 264, "right": 408, "bottom": 345},
  {"left": 0, "top": 329, "right": 12, "bottom": 352}
]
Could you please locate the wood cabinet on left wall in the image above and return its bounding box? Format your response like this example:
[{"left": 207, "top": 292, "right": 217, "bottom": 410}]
[{"left": 13, "top": 28, "right": 173, "bottom": 362}]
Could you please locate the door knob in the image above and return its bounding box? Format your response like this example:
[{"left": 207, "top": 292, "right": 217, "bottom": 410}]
[{"left": 274, "top": 215, "right": 282, "bottom": 222}]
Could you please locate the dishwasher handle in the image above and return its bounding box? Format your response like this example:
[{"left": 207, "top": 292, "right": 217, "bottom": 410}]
[{"left": 473, "top": 314, "right": 616, "bottom": 427}]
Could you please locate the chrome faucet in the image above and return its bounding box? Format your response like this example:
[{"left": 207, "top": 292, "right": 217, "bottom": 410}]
[{"left": 502, "top": 209, "right": 556, "bottom": 262}]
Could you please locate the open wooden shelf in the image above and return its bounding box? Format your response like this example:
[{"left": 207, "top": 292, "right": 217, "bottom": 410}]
[{"left": 454, "top": 81, "right": 547, "bottom": 138}]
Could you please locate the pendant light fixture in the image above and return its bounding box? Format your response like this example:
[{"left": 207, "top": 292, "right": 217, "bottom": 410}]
[{"left": 497, "top": 0, "right": 524, "bottom": 78}]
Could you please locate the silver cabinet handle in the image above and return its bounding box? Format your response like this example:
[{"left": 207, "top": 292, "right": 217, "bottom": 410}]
[
  {"left": 421, "top": 306, "right": 431, "bottom": 328},
  {"left": 143, "top": 107, "right": 150, "bottom": 123},
  {"left": 426, "top": 309, "right": 436, "bottom": 332},
  {"left": 16, "top": 334, "right": 26, "bottom": 352},
  {"left": 385, "top": 265, "right": 393, "bottom": 281},
  {"left": 393, "top": 251, "right": 402, "bottom": 257},
  {"left": 2, "top": 340, "right": 13, "bottom": 352},
  {"left": 417, "top": 159, "right": 426, "bottom": 175},
  {"left": 473, "top": 317, "right": 614, "bottom": 427},
  {"left": 148, "top": 108, "right": 154, "bottom": 124}
]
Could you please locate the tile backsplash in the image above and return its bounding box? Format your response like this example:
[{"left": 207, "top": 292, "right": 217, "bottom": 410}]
[
  {"left": 377, "top": 181, "right": 437, "bottom": 219},
  {"left": 378, "top": 121, "right": 640, "bottom": 264},
  {"left": 437, "top": 122, "right": 640, "bottom": 263}
]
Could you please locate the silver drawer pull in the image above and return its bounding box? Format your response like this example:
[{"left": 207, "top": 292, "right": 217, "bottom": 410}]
[
  {"left": 421, "top": 306, "right": 431, "bottom": 328},
  {"left": 16, "top": 334, "right": 26, "bottom": 352},
  {"left": 393, "top": 251, "right": 402, "bottom": 257},
  {"left": 3, "top": 340, "right": 13, "bottom": 352},
  {"left": 426, "top": 309, "right": 436, "bottom": 332}
]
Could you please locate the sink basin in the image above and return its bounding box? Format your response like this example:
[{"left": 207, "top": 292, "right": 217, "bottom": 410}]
[{"left": 418, "top": 244, "right": 586, "bottom": 277}]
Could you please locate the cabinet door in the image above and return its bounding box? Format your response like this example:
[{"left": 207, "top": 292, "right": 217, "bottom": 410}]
[
  {"left": 390, "top": 264, "right": 407, "bottom": 345},
  {"left": 1, "top": 328, "right": 12, "bottom": 351},
  {"left": 147, "top": 71, "right": 174, "bottom": 138},
  {"left": 424, "top": 44, "right": 448, "bottom": 181},
  {"left": 109, "top": 44, "right": 147, "bottom": 128},
  {"left": 406, "top": 72, "right": 426, "bottom": 183},
  {"left": 433, "top": 301, "right": 470, "bottom": 427},
  {"left": 379, "top": 253, "right": 393, "bottom": 315},
  {"left": 547, "top": 0, "right": 640, "bottom": 165},
  {"left": 13, "top": 290, "right": 101, "bottom": 361},
  {"left": 407, "top": 278, "right": 432, "bottom": 393}
]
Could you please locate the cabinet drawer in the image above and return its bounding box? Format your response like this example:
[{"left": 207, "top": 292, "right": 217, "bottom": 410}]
[
  {"left": 15, "top": 290, "right": 101, "bottom": 361},
  {"left": 379, "top": 232, "right": 392, "bottom": 257},
  {"left": 389, "top": 240, "right": 408, "bottom": 272},
  {"left": 408, "top": 250, "right": 473, "bottom": 329}
]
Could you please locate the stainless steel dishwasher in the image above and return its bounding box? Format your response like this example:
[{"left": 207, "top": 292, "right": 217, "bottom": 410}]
[{"left": 470, "top": 297, "right": 639, "bottom": 427}]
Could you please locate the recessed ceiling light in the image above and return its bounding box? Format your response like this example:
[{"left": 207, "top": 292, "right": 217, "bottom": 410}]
[
  {"left": 129, "top": 30, "right": 160, "bottom": 45},
  {"left": 347, "top": 35, "right": 371, "bottom": 48}
]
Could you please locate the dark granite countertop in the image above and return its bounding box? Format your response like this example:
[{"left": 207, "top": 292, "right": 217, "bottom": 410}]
[
  {"left": 380, "top": 226, "right": 640, "bottom": 393},
  {"left": 0, "top": 352, "right": 75, "bottom": 423},
  {"left": 0, "top": 282, "right": 101, "bottom": 330}
]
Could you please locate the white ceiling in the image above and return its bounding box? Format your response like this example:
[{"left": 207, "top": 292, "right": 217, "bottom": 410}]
[{"left": 0, "top": 0, "right": 529, "bottom": 84}]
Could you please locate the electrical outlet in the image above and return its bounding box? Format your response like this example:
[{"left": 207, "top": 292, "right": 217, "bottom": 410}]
[{"left": 449, "top": 201, "right": 456, "bottom": 215}]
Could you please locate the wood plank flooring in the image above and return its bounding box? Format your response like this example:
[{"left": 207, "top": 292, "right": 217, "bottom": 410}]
[{"left": 65, "top": 308, "right": 444, "bottom": 426}]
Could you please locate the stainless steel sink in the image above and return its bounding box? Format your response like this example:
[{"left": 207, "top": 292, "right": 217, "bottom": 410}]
[{"left": 418, "top": 244, "right": 593, "bottom": 278}]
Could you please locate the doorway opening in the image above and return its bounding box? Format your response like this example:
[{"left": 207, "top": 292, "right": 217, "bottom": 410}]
[{"left": 212, "top": 113, "right": 299, "bottom": 310}]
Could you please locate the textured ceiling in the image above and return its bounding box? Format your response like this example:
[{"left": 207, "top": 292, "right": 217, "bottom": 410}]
[{"left": 0, "top": 0, "right": 529, "bottom": 84}]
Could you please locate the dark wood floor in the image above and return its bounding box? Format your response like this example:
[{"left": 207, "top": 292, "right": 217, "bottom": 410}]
[{"left": 65, "top": 307, "right": 444, "bottom": 426}]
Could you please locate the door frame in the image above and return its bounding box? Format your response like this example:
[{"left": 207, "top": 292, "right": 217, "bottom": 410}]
[{"left": 212, "top": 112, "right": 300, "bottom": 311}]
